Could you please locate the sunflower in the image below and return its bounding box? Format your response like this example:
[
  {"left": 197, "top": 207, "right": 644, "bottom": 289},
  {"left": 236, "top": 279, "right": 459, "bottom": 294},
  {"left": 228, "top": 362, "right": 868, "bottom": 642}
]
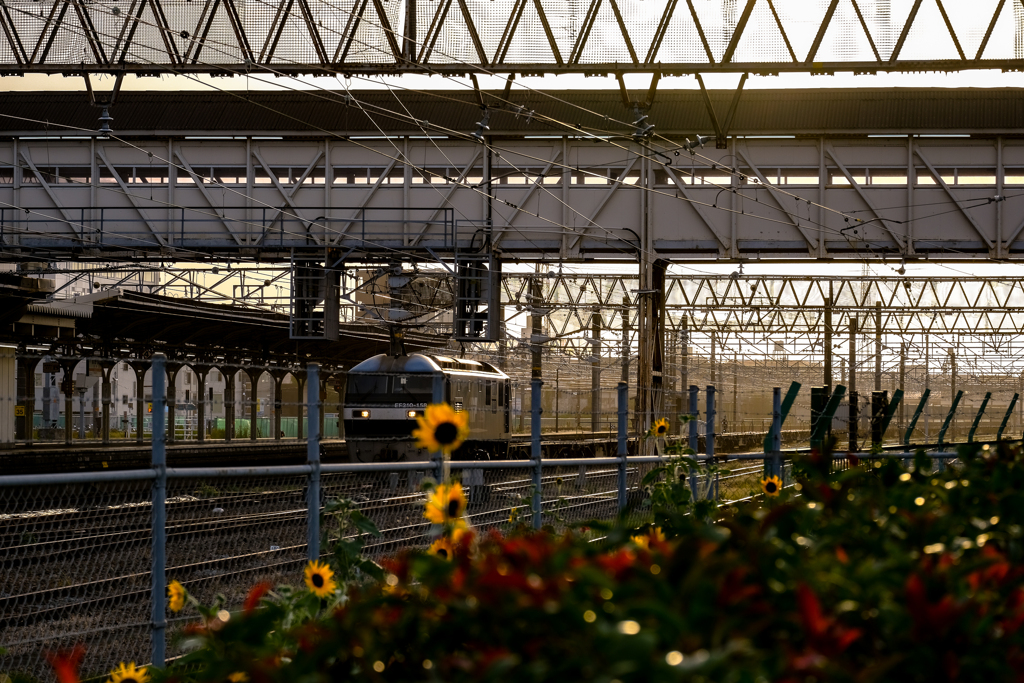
[
  {"left": 167, "top": 580, "right": 186, "bottom": 613},
  {"left": 413, "top": 403, "right": 470, "bottom": 455},
  {"left": 303, "top": 560, "right": 337, "bottom": 598},
  {"left": 428, "top": 536, "right": 456, "bottom": 561},
  {"left": 106, "top": 663, "right": 148, "bottom": 683},
  {"left": 761, "top": 475, "right": 783, "bottom": 497},
  {"left": 424, "top": 482, "right": 467, "bottom": 524},
  {"left": 631, "top": 527, "right": 667, "bottom": 549},
  {"left": 450, "top": 519, "right": 472, "bottom": 543},
  {"left": 653, "top": 418, "right": 670, "bottom": 437}
]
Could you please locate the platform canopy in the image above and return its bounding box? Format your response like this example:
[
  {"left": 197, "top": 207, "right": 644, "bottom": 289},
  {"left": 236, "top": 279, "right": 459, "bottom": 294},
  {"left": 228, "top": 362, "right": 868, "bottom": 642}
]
[
  {"left": 0, "top": 0, "right": 1022, "bottom": 76},
  {"left": 2, "top": 287, "right": 447, "bottom": 366}
]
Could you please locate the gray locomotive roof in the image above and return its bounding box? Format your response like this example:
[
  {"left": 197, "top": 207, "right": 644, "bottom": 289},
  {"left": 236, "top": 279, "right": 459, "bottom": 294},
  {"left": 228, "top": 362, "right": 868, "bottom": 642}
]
[
  {"left": 349, "top": 353, "right": 442, "bottom": 373},
  {"left": 349, "top": 353, "right": 508, "bottom": 378}
]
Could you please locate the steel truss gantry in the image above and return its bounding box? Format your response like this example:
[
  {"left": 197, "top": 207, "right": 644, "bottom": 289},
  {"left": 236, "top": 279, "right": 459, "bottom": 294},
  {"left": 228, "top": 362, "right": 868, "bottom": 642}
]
[
  {"left": 29, "top": 263, "right": 1024, "bottom": 435},
  {"left": 0, "top": 0, "right": 1023, "bottom": 76},
  {"left": 505, "top": 273, "right": 1024, "bottom": 337},
  {"left": 56, "top": 261, "right": 1024, "bottom": 339}
]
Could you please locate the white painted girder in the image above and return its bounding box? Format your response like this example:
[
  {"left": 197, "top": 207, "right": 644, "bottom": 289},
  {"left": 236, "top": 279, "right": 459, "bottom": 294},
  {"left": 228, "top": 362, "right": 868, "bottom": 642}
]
[
  {"left": 503, "top": 273, "right": 1024, "bottom": 336},
  {"left": 0, "top": 135, "right": 1019, "bottom": 260}
]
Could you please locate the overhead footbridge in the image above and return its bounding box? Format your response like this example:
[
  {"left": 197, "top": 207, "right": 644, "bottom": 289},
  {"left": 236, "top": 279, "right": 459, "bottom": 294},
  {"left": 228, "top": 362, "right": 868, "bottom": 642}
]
[{"left": 2, "top": 87, "right": 1024, "bottom": 263}]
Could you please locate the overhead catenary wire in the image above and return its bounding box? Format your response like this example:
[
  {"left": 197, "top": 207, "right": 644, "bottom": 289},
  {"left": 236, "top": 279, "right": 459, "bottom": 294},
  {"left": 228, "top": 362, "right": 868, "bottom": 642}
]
[
  {"left": 4, "top": 0, "right": 1013, "bottom": 285},
  {"left": 2, "top": 0, "right": 991, "bottom": 272},
  {"left": 6, "top": 1, "right": 1011, "bottom": 281}
]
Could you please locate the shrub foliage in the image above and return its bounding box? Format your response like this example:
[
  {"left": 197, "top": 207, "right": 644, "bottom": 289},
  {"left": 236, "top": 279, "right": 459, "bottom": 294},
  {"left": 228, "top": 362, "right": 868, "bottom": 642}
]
[{"left": 95, "top": 443, "right": 1024, "bottom": 681}]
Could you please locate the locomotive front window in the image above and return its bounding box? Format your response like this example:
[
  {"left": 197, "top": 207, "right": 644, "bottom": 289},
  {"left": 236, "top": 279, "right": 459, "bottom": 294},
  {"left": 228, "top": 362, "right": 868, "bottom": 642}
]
[
  {"left": 396, "top": 375, "right": 433, "bottom": 403},
  {"left": 347, "top": 374, "right": 391, "bottom": 404}
]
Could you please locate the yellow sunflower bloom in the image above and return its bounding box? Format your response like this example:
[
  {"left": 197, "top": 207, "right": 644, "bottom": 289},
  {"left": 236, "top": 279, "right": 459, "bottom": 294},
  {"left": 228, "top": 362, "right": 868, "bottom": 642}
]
[
  {"left": 653, "top": 418, "right": 670, "bottom": 437},
  {"left": 450, "top": 519, "right": 472, "bottom": 543},
  {"left": 167, "top": 580, "right": 186, "bottom": 613},
  {"left": 303, "top": 560, "right": 337, "bottom": 598},
  {"left": 106, "top": 663, "right": 148, "bottom": 683},
  {"left": 428, "top": 536, "right": 456, "bottom": 561},
  {"left": 424, "top": 482, "right": 467, "bottom": 524},
  {"left": 413, "top": 403, "right": 470, "bottom": 455},
  {"left": 761, "top": 475, "right": 783, "bottom": 497},
  {"left": 631, "top": 527, "right": 667, "bottom": 549}
]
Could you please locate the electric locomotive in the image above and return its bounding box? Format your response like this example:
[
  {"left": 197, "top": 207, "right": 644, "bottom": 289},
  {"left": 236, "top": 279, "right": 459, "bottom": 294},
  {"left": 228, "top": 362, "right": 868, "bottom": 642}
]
[{"left": 344, "top": 353, "right": 512, "bottom": 462}]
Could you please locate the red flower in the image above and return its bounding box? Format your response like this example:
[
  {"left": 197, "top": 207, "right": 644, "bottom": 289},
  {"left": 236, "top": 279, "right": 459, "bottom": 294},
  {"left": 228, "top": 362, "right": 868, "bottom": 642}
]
[
  {"left": 244, "top": 582, "right": 273, "bottom": 614},
  {"left": 718, "top": 568, "right": 762, "bottom": 608},
  {"left": 474, "top": 646, "right": 514, "bottom": 672},
  {"left": 795, "top": 584, "right": 862, "bottom": 656},
  {"left": 905, "top": 574, "right": 961, "bottom": 640},
  {"left": 815, "top": 483, "right": 835, "bottom": 503},
  {"left": 595, "top": 548, "right": 637, "bottom": 579},
  {"left": 968, "top": 546, "right": 1011, "bottom": 590},
  {"left": 295, "top": 622, "right": 328, "bottom": 653},
  {"left": 182, "top": 622, "right": 208, "bottom": 636},
  {"left": 1002, "top": 588, "right": 1024, "bottom": 635},
  {"left": 46, "top": 646, "right": 85, "bottom": 683}
]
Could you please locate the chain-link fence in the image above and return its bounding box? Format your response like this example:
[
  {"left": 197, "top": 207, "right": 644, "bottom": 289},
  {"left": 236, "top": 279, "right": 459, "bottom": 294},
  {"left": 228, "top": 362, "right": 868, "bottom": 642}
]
[
  {"left": 0, "top": 473, "right": 155, "bottom": 682},
  {"left": 2, "top": 356, "right": 968, "bottom": 681},
  {"left": 3, "top": 449, "right": 966, "bottom": 680}
]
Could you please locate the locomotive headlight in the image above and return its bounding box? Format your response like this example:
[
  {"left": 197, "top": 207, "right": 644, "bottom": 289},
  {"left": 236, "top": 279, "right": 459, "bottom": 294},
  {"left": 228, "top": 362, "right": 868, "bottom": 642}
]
[
  {"left": 359, "top": 410, "right": 370, "bottom": 418},
  {"left": 407, "top": 410, "right": 417, "bottom": 418}
]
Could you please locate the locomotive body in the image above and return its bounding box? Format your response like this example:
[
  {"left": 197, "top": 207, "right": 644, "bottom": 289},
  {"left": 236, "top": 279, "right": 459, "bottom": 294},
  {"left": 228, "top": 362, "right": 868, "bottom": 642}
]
[{"left": 344, "top": 353, "right": 512, "bottom": 462}]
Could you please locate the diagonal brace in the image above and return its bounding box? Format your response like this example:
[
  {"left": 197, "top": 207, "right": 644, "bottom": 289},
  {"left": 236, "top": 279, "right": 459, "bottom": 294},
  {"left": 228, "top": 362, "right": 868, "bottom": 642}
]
[
  {"left": 967, "top": 391, "right": 992, "bottom": 443},
  {"left": 904, "top": 388, "right": 930, "bottom": 446}
]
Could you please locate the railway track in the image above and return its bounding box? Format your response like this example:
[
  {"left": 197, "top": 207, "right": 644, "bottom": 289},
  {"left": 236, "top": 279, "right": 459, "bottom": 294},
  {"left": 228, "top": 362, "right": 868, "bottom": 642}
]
[
  {"left": 0, "top": 465, "right": 656, "bottom": 628},
  {"left": 0, "top": 458, "right": 774, "bottom": 680},
  {"left": 0, "top": 461, "right": 777, "bottom": 661},
  {"left": 0, "top": 428, "right": 812, "bottom": 476}
]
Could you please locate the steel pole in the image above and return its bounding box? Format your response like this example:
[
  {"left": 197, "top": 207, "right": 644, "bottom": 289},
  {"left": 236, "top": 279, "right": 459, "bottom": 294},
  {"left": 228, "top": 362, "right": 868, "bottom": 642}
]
[
  {"left": 617, "top": 382, "right": 627, "bottom": 511},
  {"left": 706, "top": 385, "right": 716, "bottom": 500},
  {"left": 770, "top": 386, "right": 782, "bottom": 478},
  {"left": 531, "top": 378, "right": 542, "bottom": 529},
  {"left": 689, "top": 385, "right": 699, "bottom": 498},
  {"left": 306, "top": 363, "right": 320, "bottom": 561},
  {"left": 150, "top": 354, "right": 167, "bottom": 668}
]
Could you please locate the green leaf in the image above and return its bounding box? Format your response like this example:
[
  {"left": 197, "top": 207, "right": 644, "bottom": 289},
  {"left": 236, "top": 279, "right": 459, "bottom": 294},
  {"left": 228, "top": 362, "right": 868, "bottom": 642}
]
[
  {"left": 357, "top": 558, "right": 386, "bottom": 581},
  {"left": 349, "top": 510, "right": 382, "bottom": 537}
]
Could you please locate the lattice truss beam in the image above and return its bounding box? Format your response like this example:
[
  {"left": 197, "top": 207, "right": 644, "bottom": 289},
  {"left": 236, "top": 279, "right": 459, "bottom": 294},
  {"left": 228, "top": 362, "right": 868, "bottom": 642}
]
[
  {"left": 500, "top": 272, "right": 1024, "bottom": 389},
  {"left": 61, "top": 265, "right": 1024, "bottom": 337},
  {"left": 505, "top": 273, "right": 1024, "bottom": 336},
  {"left": 1, "top": 0, "right": 1024, "bottom": 75}
]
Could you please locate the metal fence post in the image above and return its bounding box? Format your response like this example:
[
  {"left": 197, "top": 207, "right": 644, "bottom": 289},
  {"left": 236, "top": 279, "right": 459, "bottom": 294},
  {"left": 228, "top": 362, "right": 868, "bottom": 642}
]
[
  {"left": 688, "top": 386, "right": 699, "bottom": 452},
  {"left": 306, "top": 363, "right": 320, "bottom": 561},
  {"left": 770, "top": 387, "right": 782, "bottom": 479},
  {"left": 617, "top": 382, "right": 627, "bottom": 511},
  {"left": 531, "top": 379, "right": 543, "bottom": 529},
  {"left": 150, "top": 354, "right": 167, "bottom": 668},
  {"left": 707, "top": 385, "right": 717, "bottom": 500}
]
